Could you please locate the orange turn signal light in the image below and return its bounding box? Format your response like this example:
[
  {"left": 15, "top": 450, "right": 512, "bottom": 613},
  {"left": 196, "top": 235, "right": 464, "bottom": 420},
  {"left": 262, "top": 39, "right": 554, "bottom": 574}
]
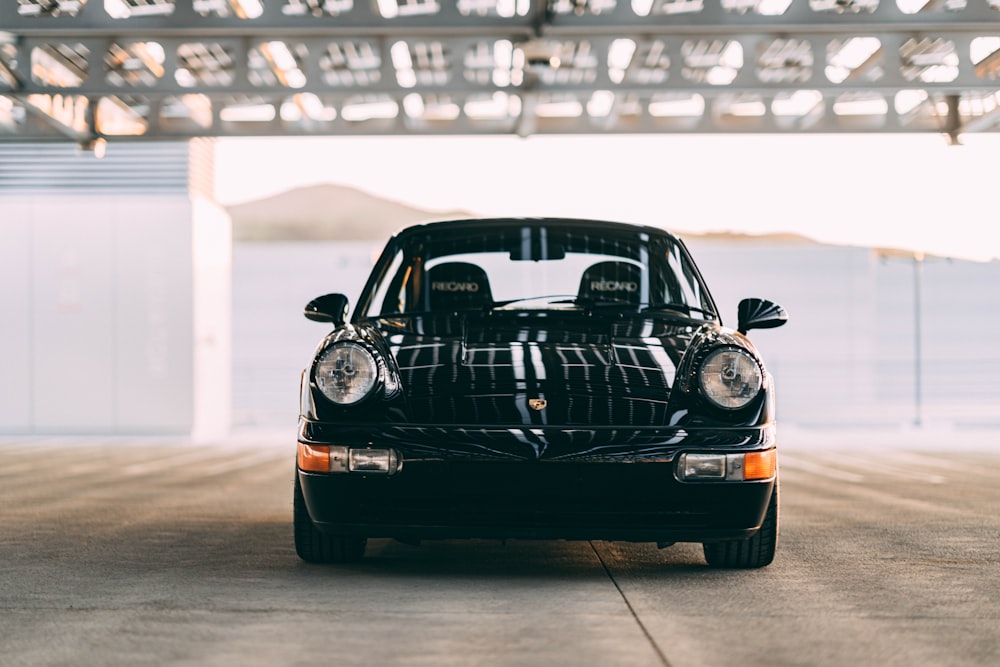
[
  {"left": 744, "top": 449, "right": 776, "bottom": 481},
  {"left": 297, "top": 443, "right": 330, "bottom": 472}
]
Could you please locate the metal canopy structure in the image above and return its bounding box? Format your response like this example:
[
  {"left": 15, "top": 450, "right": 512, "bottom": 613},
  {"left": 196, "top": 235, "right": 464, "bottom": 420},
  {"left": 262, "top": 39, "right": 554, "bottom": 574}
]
[{"left": 2, "top": 0, "right": 1000, "bottom": 142}]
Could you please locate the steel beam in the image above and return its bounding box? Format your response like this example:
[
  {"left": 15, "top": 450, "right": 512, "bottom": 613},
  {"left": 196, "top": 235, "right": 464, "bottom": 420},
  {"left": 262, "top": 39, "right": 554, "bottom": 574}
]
[{"left": 3, "top": 0, "right": 1000, "bottom": 138}]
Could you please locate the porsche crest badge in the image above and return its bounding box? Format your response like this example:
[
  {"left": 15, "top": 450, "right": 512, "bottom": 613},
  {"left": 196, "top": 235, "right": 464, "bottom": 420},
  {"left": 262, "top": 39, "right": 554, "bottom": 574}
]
[{"left": 529, "top": 398, "right": 547, "bottom": 411}]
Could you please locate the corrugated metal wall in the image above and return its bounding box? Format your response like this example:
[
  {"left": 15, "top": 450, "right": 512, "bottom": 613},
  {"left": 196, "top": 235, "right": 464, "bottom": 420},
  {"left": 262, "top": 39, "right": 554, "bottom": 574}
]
[{"left": 0, "top": 141, "right": 211, "bottom": 195}]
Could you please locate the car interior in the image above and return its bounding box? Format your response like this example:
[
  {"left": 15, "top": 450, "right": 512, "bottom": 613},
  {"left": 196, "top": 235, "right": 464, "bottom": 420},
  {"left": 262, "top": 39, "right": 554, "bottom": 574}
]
[
  {"left": 576, "top": 261, "right": 643, "bottom": 308},
  {"left": 425, "top": 261, "right": 494, "bottom": 311}
]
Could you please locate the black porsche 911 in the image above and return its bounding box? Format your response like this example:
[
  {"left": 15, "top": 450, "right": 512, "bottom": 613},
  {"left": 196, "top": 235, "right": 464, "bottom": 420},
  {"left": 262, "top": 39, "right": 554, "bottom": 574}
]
[{"left": 294, "top": 218, "right": 787, "bottom": 568}]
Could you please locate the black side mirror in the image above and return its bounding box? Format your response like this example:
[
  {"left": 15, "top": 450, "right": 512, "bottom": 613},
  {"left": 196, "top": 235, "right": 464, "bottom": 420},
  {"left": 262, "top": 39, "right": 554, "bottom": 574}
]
[
  {"left": 304, "top": 293, "right": 350, "bottom": 325},
  {"left": 737, "top": 298, "right": 788, "bottom": 335}
]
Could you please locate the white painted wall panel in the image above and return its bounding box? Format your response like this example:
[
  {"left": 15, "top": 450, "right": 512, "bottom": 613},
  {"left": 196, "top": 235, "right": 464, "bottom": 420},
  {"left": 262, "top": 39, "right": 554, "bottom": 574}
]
[
  {"left": 191, "top": 197, "right": 232, "bottom": 441},
  {"left": 114, "top": 196, "right": 196, "bottom": 433},
  {"left": 31, "top": 198, "right": 117, "bottom": 431},
  {"left": 0, "top": 198, "right": 33, "bottom": 431}
]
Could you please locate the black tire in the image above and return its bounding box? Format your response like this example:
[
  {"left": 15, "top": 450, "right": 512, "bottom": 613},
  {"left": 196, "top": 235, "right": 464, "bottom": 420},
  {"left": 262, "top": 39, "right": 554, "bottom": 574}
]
[
  {"left": 703, "top": 482, "right": 779, "bottom": 569},
  {"left": 294, "top": 473, "right": 367, "bottom": 563}
]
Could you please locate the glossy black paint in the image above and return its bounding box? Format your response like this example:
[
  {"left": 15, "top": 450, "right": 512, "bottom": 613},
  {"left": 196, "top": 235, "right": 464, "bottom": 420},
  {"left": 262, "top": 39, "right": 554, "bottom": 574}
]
[
  {"left": 737, "top": 297, "right": 789, "bottom": 335},
  {"left": 300, "top": 466, "right": 774, "bottom": 543},
  {"left": 302, "top": 312, "right": 771, "bottom": 438},
  {"left": 296, "top": 218, "right": 786, "bottom": 549},
  {"left": 304, "top": 293, "right": 349, "bottom": 325}
]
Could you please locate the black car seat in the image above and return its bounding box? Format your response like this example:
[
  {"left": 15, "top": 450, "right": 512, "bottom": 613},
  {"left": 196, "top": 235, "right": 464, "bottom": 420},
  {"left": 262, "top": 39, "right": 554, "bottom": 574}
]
[
  {"left": 577, "top": 261, "right": 643, "bottom": 308},
  {"left": 426, "top": 262, "right": 493, "bottom": 311}
]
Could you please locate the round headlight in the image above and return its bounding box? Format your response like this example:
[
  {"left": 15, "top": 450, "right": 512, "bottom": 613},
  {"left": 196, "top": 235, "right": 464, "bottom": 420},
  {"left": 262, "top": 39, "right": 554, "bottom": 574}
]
[
  {"left": 314, "top": 342, "right": 379, "bottom": 405},
  {"left": 698, "top": 347, "right": 762, "bottom": 410}
]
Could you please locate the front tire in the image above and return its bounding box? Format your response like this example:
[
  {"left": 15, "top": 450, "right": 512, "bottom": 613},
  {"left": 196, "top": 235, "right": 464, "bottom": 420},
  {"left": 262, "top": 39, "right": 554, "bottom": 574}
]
[
  {"left": 703, "top": 482, "right": 779, "bottom": 569},
  {"left": 294, "top": 473, "right": 367, "bottom": 563}
]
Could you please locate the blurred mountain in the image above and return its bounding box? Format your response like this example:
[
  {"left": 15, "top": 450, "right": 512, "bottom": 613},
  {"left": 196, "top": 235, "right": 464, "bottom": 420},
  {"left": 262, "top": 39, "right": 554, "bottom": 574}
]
[
  {"left": 681, "top": 230, "right": 819, "bottom": 246},
  {"left": 226, "top": 184, "right": 476, "bottom": 242},
  {"left": 224, "top": 183, "right": 848, "bottom": 252}
]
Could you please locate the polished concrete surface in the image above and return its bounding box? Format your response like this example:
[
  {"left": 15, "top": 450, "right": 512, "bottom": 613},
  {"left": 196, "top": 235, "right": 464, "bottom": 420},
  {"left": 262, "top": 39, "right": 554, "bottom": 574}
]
[{"left": 2, "top": 431, "right": 998, "bottom": 666}]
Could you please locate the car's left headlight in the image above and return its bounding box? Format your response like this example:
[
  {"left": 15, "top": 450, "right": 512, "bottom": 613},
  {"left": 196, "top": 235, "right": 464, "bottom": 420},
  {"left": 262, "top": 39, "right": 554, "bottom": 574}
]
[
  {"left": 698, "top": 347, "right": 762, "bottom": 410},
  {"left": 314, "top": 342, "right": 379, "bottom": 405}
]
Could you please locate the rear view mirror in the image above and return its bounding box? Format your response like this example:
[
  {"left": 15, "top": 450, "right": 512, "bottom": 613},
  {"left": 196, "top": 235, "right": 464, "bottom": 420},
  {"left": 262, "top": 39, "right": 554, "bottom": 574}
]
[
  {"left": 509, "top": 243, "right": 566, "bottom": 261},
  {"left": 737, "top": 298, "right": 787, "bottom": 335},
  {"left": 304, "top": 293, "right": 350, "bottom": 325}
]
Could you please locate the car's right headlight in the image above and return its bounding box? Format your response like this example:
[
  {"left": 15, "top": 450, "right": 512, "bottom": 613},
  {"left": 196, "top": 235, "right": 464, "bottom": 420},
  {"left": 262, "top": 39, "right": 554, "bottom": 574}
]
[
  {"left": 314, "top": 342, "right": 379, "bottom": 405},
  {"left": 698, "top": 347, "right": 762, "bottom": 410}
]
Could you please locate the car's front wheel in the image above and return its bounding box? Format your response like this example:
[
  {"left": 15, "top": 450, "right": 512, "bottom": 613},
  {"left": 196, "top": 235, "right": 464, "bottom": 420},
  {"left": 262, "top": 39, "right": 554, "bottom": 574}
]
[
  {"left": 702, "top": 482, "right": 779, "bottom": 569},
  {"left": 293, "top": 474, "right": 367, "bottom": 563}
]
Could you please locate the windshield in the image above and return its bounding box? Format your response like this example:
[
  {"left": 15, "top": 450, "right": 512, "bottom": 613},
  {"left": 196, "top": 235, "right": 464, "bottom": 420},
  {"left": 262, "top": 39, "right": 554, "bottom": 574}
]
[{"left": 358, "top": 222, "right": 717, "bottom": 319}]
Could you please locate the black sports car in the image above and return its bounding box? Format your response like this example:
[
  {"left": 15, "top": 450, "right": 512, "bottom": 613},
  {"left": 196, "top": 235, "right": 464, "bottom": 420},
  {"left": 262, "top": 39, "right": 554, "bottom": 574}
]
[{"left": 295, "top": 218, "right": 787, "bottom": 568}]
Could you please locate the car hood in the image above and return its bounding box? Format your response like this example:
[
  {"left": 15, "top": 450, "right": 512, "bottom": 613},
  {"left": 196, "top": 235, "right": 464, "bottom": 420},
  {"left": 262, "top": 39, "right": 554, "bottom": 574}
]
[{"left": 370, "top": 311, "right": 702, "bottom": 427}]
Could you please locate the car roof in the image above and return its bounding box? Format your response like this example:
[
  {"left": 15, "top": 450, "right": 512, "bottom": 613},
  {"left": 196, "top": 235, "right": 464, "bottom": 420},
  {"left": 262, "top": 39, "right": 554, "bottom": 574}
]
[{"left": 390, "top": 217, "right": 680, "bottom": 242}]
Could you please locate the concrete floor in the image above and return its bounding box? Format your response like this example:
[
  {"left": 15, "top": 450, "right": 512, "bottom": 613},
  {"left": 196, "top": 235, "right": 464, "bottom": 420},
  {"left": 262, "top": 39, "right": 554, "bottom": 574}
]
[{"left": 2, "top": 432, "right": 999, "bottom": 666}]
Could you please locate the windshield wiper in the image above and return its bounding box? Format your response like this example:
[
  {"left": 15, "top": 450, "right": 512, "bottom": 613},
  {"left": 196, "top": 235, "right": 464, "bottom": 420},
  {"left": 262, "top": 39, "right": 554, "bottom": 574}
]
[
  {"left": 579, "top": 300, "right": 639, "bottom": 310},
  {"left": 489, "top": 295, "right": 577, "bottom": 309}
]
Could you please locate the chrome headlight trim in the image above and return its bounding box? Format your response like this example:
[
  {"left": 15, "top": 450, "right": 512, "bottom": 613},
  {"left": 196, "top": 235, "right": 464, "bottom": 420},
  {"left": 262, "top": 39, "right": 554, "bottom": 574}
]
[
  {"left": 313, "top": 342, "right": 380, "bottom": 405},
  {"left": 697, "top": 346, "right": 763, "bottom": 410}
]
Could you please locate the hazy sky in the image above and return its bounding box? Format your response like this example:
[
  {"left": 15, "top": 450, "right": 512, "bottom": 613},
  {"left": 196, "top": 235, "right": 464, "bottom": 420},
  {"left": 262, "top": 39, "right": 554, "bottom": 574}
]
[{"left": 215, "top": 133, "right": 1000, "bottom": 262}]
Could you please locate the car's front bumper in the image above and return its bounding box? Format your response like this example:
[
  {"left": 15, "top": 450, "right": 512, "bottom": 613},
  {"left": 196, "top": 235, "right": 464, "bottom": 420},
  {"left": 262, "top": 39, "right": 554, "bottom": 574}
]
[
  {"left": 297, "top": 420, "right": 777, "bottom": 544},
  {"left": 298, "top": 461, "right": 774, "bottom": 543}
]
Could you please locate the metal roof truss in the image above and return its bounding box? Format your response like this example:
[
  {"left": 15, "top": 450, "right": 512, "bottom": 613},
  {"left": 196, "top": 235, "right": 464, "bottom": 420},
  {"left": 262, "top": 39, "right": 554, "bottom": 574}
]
[{"left": 2, "top": 0, "right": 1000, "bottom": 140}]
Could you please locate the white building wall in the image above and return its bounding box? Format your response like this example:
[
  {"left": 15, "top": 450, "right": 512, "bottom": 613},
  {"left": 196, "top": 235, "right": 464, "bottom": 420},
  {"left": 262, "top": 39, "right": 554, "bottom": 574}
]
[
  {"left": 0, "top": 143, "right": 230, "bottom": 436},
  {"left": 31, "top": 196, "right": 122, "bottom": 431},
  {"left": 192, "top": 196, "right": 233, "bottom": 441},
  {"left": 0, "top": 199, "right": 33, "bottom": 432}
]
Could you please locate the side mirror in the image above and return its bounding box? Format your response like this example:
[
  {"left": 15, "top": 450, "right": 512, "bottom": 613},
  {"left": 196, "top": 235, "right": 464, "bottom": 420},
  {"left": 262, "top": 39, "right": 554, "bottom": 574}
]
[
  {"left": 304, "top": 293, "right": 350, "bottom": 325},
  {"left": 737, "top": 298, "right": 788, "bottom": 335}
]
